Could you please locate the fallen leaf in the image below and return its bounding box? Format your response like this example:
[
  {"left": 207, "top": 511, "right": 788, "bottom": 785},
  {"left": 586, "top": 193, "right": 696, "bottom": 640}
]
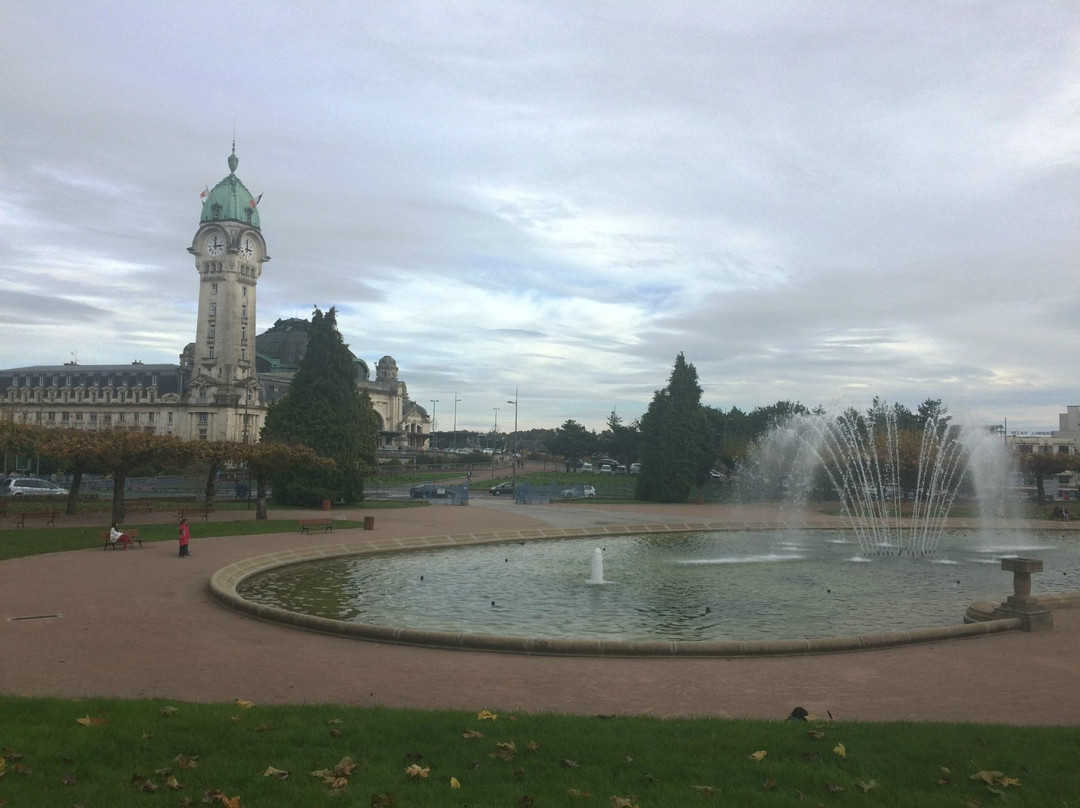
[
  {"left": 477, "top": 710, "right": 498, "bottom": 721},
  {"left": 9, "top": 763, "right": 29, "bottom": 775},
  {"left": 220, "top": 795, "right": 242, "bottom": 808},
  {"left": 855, "top": 779, "right": 878, "bottom": 793},
  {"left": 179, "top": 799, "right": 194, "bottom": 808},
  {"left": 228, "top": 715, "right": 243, "bottom": 723},
  {"left": 824, "top": 781, "right": 845, "bottom": 793},
  {"left": 492, "top": 741, "right": 517, "bottom": 762},
  {"left": 568, "top": 788, "right": 592, "bottom": 797},
  {"left": 610, "top": 797, "right": 640, "bottom": 808},
  {"left": 332, "top": 757, "right": 358, "bottom": 778},
  {"left": 234, "top": 699, "right": 255, "bottom": 709},
  {"left": 643, "top": 773, "right": 659, "bottom": 783},
  {"left": 763, "top": 777, "right": 777, "bottom": 791},
  {"left": 970, "top": 769, "right": 1005, "bottom": 786},
  {"left": 61, "top": 772, "right": 77, "bottom": 786},
  {"left": 749, "top": 750, "right": 767, "bottom": 762},
  {"left": 263, "top": 766, "right": 290, "bottom": 780},
  {"left": 370, "top": 794, "right": 395, "bottom": 808},
  {"left": 327, "top": 718, "right": 343, "bottom": 725},
  {"left": 253, "top": 721, "right": 274, "bottom": 732},
  {"left": 159, "top": 706, "right": 179, "bottom": 717},
  {"left": 404, "top": 764, "right": 430, "bottom": 779},
  {"left": 174, "top": 754, "right": 199, "bottom": 769},
  {"left": 526, "top": 740, "right": 541, "bottom": 752},
  {"left": 462, "top": 730, "right": 484, "bottom": 739},
  {"left": 76, "top": 715, "right": 104, "bottom": 726},
  {"left": 329, "top": 728, "right": 343, "bottom": 738},
  {"left": 154, "top": 767, "right": 172, "bottom": 777},
  {"left": 691, "top": 784, "right": 715, "bottom": 796},
  {"left": 807, "top": 730, "right": 825, "bottom": 740},
  {"left": 133, "top": 777, "right": 158, "bottom": 793},
  {"left": 165, "top": 774, "right": 183, "bottom": 790},
  {"left": 561, "top": 758, "right": 580, "bottom": 768},
  {"left": 450, "top": 776, "right": 461, "bottom": 789},
  {"left": 832, "top": 743, "right": 847, "bottom": 759}
]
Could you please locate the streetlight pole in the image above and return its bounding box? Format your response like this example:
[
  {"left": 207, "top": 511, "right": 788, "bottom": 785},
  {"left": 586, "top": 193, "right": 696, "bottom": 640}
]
[
  {"left": 492, "top": 407, "right": 499, "bottom": 450},
  {"left": 452, "top": 391, "right": 461, "bottom": 451},
  {"left": 429, "top": 399, "right": 438, "bottom": 454},
  {"left": 507, "top": 389, "right": 519, "bottom": 489}
]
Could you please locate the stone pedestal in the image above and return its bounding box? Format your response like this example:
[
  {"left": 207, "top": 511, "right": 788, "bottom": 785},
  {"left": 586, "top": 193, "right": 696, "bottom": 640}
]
[{"left": 992, "top": 557, "right": 1053, "bottom": 631}]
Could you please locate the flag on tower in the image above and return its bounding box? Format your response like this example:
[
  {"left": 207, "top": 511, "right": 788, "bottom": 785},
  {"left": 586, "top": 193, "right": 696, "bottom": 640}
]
[
  {"left": 199, "top": 185, "right": 209, "bottom": 200},
  {"left": 249, "top": 193, "right": 263, "bottom": 209}
]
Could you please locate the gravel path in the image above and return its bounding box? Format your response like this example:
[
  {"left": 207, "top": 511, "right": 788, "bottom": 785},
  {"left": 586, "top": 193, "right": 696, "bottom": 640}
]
[{"left": 2, "top": 500, "right": 1078, "bottom": 724}]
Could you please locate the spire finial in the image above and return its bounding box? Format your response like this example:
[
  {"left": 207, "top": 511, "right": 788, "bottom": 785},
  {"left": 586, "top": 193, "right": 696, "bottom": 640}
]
[{"left": 228, "top": 139, "right": 238, "bottom": 174}]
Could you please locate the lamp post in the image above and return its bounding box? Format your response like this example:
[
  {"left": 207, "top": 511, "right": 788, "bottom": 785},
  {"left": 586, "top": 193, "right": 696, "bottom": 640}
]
[
  {"left": 507, "top": 389, "right": 519, "bottom": 488},
  {"left": 492, "top": 407, "right": 499, "bottom": 451},
  {"left": 429, "top": 399, "right": 438, "bottom": 453},
  {"left": 452, "top": 391, "right": 461, "bottom": 451}
]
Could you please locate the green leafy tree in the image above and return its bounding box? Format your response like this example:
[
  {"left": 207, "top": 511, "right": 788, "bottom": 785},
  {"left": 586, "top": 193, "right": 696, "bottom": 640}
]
[
  {"left": 599, "top": 412, "right": 639, "bottom": 466},
  {"left": 636, "top": 353, "right": 714, "bottom": 502},
  {"left": 241, "top": 441, "right": 335, "bottom": 519},
  {"left": 261, "top": 307, "right": 375, "bottom": 506},
  {"left": 1018, "top": 450, "right": 1073, "bottom": 505},
  {"left": 548, "top": 419, "right": 598, "bottom": 467}
]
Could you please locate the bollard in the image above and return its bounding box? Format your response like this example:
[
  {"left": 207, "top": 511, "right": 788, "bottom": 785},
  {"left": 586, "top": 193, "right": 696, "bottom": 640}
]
[{"left": 363, "top": 516, "right": 375, "bottom": 530}]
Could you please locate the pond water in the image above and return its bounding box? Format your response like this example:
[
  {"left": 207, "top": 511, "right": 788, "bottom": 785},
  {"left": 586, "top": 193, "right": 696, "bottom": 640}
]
[{"left": 236, "top": 530, "right": 1080, "bottom": 642}]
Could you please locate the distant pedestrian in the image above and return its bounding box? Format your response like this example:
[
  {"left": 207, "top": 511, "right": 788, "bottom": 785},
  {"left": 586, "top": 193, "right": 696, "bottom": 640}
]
[
  {"left": 178, "top": 517, "right": 191, "bottom": 558},
  {"left": 109, "top": 522, "right": 133, "bottom": 550}
]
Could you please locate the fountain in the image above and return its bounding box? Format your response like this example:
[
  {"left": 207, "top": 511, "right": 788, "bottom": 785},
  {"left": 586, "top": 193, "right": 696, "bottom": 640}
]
[
  {"left": 735, "top": 404, "right": 1015, "bottom": 556},
  {"left": 588, "top": 547, "right": 606, "bottom": 584}
]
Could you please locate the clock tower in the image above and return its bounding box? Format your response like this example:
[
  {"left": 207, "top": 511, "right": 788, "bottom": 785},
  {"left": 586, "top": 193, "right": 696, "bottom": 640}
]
[{"left": 185, "top": 145, "right": 269, "bottom": 441}]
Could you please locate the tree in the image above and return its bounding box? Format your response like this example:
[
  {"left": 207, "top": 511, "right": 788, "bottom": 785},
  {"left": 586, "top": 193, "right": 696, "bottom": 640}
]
[
  {"left": 599, "top": 412, "right": 639, "bottom": 466},
  {"left": 92, "top": 428, "right": 186, "bottom": 524},
  {"left": 548, "top": 420, "right": 598, "bottom": 467},
  {"left": 38, "top": 427, "right": 105, "bottom": 515},
  {"left": 188, "top": 441, "right": 245, "bottom": 505},
  {"left": 261, "top": 307, "right": 375, "bottom": 506},
  {"left": 1018, "top": 450, "right": 1073, "bottom": 505},
  {"left": 636, "top": 353, "right": 714, "bottom": 502},
  {"left": 241, "top": 441, "right": 335, "bottom": 519}
]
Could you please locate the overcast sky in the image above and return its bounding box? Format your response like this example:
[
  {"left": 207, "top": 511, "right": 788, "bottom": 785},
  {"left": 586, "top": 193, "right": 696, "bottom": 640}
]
[{"left": 2, "top": 2, "right": 1078, "bottom": 434}]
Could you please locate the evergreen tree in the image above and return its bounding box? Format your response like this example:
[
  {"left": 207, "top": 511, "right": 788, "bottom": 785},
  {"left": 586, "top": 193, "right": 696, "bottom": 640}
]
[
  {"left": 636, "top": 353, "right": 714, "bottom": 502},
  {"left": 261, "top": 307, "right": 375, "bottom": 506}
]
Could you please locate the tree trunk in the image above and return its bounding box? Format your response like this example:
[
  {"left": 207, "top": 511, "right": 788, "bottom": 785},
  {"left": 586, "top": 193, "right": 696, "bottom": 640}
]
[
  {"left": 111, "top": 470, "right": 127, "bottom": 525},
  {"left": 255, "top": 474, "right": 268, "bottom": 520},
  {"left": 65, "top": 464, "right": 84, "bottom": 516},
  {"left": 204, "top": 461, "right": 220, "bottom": 505},
  {"left": 1036, "top": 475, "right": 1047, "bottom": 505}
]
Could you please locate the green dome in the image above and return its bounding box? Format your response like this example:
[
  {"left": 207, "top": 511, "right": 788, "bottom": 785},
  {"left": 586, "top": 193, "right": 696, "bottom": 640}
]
[{"left": 200, "top": 147, "right": 261, "bottom": 229}]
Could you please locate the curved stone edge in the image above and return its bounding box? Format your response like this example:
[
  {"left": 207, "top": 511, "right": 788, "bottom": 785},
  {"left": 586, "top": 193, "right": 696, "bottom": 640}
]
[{"left": 207, "top": 526, "right": 1057, "bottom": 658}]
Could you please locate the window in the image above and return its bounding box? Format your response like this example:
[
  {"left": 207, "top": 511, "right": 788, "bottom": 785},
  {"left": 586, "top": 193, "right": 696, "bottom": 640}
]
[
  {"left": 103, "top": 413, "right": 112, "bottom": 424},
  {"left": 148, "top": 412, "right": 155, "bottom": 424},
  {"left": 208, "top": 347, "right": 214, "bottom": 359},
  {"left": 133, "top": 412, "right": 140, "bottom": 423},
  {"left": 209, "top": 326, "right": 215, "bottom": 340},
  {"left": 89, "top": 413, "right": 97, "bottom": 423},
  {"left": 211, "top": 283, "right": 218, "bottom": 294},
  {"left": 241, "top": 305, "right": 247, "bottom": 319},
  {"left": 118, "top": 412, "right": 126, "bottom": 422},
  {"left": 198, "top": 413, "right": 208, "bottom": 424},
  {"left": 242, "top": 285, "right": 247, "bottom": 297},
  {"left": 210, "top": 303, "right": 217, "bottom": 316},
  {"left": 167, "top": 411, "right": 174, "bottom": 424}
]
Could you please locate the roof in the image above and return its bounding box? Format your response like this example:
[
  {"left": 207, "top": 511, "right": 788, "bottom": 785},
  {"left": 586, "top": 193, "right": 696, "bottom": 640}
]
[
  {"left": 200, "top": 146, "right": 261, "bottom": 229},
  {"left": 0, "top": 363, "right": 184, "bottom": 395}
]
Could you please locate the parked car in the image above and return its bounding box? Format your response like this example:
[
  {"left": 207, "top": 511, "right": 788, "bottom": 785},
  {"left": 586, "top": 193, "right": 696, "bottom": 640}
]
[
  {"left": 2, "top": 477, "right": 68, "bottom": 496},
  {"left": 578, "top": 462, "right": 594, "bottom": 473},
  {"left": 489, "top": 481, "right": 515, "bottom": 496},
  {"left": 629, "top": 463, "right": 641, "bottom": 475},
  {"left": 560, "top": 485, "right": 596, "bottom": 499},
  {"left": 598, "top": 464, "right": 614, "bottom": 474},
  {"left": 614, "top": 464, "right": 628, "bottom": 475},
  {"left": 709, "top": 469, "right": 724, "bottom": 480},
  {"left": 409, "top": 483, "right": 455, "bottom": 499}
]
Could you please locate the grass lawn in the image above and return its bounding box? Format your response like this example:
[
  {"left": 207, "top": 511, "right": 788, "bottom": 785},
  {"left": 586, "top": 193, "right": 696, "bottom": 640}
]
[
  {"left": 0, "top": 501, "right": 421, "bottom": 562},
  {"left": 0, "top": 695, "right": 1070, "bottom": 807}
]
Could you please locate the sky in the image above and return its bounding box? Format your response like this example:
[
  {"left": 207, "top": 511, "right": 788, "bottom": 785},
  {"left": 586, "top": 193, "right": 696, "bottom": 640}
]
[{"left": 2, "top": 2, "right": 1078, "bottom": 435}]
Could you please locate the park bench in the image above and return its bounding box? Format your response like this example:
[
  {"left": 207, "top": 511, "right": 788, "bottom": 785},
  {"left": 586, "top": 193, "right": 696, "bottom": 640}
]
[
  {"left": 298, "top": 518, "right": 334, "bottom": 534},
  {"left": 176, "top": 507, "right": 212, "bottom": 522},
  {"left": 98, "top": 528, "right": 142, "bottom": 549},
  {"left": 16, "top": 511, "right": 56, "bottom": 527}
]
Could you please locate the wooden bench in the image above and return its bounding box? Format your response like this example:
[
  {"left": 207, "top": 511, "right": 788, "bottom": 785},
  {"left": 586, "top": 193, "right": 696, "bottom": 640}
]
[
  {"left": 176, "top": 508, "right": 211, "bottom": 522},
  {"left": 99, "top": 529, "right": 142, "bottom": 549},
  {"left": 298, "top": 518, "right": 334, "bottom": 534},
  {"left": 16, "top": 511, "right": 56, "bottom": 527}
]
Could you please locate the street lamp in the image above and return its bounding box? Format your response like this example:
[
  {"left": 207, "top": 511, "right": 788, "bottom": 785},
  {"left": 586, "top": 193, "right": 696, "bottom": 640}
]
[
  {"left": 429, "top": 399, "right": 438, "bottom": 452},
  {"left": 492, "top": 407, "right": 499, "bottom": 451},
  {"left": 507, "top": 389, "right": 519, "bottom": 487},
  {"left": 452, "top": 391, "right": 461, "bottom": 451}
]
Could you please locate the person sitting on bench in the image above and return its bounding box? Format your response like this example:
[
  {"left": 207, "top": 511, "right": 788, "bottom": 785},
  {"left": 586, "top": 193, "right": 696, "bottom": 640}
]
[{"left": 109, "top": 522, "right": 134, "bottom": 550}]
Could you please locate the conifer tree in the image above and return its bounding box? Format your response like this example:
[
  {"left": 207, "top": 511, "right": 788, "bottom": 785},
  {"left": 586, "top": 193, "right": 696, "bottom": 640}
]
[
  {"left": 636, "top": 352, "right": 714, "bottom": 502},
  {"left": 261, "top": 307, "right": 376, "bottom": 505}
]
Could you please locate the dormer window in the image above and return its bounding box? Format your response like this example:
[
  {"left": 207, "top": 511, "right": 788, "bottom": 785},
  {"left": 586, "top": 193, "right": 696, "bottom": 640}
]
[{"left": 212, "top": 202, "right": 222, "bottom": 219}]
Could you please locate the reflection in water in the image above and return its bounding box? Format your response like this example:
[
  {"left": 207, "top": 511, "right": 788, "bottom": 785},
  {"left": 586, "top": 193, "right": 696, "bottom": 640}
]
[{"left": 237, "top": 530, "right": 1080, "bottom": 642}]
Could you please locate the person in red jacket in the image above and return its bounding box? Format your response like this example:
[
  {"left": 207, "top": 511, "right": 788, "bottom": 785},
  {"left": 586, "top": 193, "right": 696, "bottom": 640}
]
[{"left": 178, "top": 517, "right": 191, "bottom": 558}]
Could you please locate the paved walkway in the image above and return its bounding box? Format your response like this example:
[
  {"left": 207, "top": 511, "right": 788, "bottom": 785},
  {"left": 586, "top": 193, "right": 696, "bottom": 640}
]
[{"left": 2, "top": 500, "right": 1079, "bottom": 724}]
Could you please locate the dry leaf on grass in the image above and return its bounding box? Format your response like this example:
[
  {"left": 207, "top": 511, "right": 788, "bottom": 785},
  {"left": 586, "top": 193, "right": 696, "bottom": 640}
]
[
  {"left": 749, "top": 750, "right": 767, "bottom": 762},
  {"left": 404, "top": 764, "right": 430, "bottom": 779}
]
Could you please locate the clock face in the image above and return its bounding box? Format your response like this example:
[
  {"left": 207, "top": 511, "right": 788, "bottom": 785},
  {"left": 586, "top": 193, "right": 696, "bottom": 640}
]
[
  {"left": 241, "top": 237, "right": 255, "bottom": 260},
  {"left": 206, "top": 234, "right": 225, "bottom": 257}
]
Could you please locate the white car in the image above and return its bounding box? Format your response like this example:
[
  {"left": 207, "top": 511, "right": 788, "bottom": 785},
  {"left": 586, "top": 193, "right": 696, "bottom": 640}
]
[
  {"left": 561, "top": 485, "right": 596, "bottom": 499},
  {"left": 3, "top": 477, "right": 68, "bottom": 496}
]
